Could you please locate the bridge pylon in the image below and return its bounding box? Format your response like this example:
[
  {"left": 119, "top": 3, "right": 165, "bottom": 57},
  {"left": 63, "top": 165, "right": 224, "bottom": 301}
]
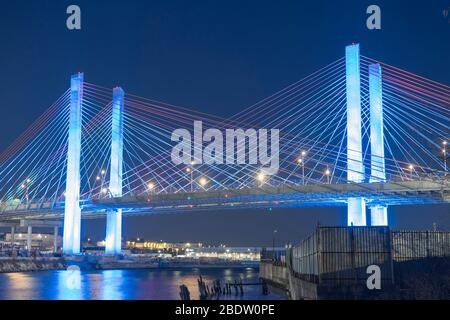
[
  {"left": 369, "top": 63, "right": 388, "bottom": 226},
  {"left": 105, "top": 87, "right": 125, "bottom": 255},
  {"left": 345, "top": 44, "right": 366, "bottom": 226},
  {"left": 63, "top": 73, "right": 84, "bottom": 255}
]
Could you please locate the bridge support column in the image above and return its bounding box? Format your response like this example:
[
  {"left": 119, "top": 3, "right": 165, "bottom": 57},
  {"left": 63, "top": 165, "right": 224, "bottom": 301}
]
[
  {"left": 63, "top": 73, "right": 84, "bottom": 255},
  {"left": 346, "top": 44, "right": 366, "bottom": 226},
  {"left": 105, "top": 87, "right": 125, "bottom": 255},
  {"left": 53, "top": 226, "right": 59, "bottom": 253},
  {"left": 369, "top": 63, "right": 388, "bottom": 226},
  {"left": 10, "top": 226, "right": 15, "bottom": 245},
  {"left": 370, "top": 205, "right": 388, "bottom": 226},
  {"left": 27, "top": 226, "right": 32, "bottom": 252}
]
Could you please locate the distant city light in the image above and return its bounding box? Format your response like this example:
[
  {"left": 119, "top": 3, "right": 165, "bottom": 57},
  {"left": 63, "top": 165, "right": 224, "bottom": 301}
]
[
  {"left": 147, "top": 182, "right": 155, "bottom": 190},
  {"left": 102, "top": 187, "right": 108, "bottom": 194},
  {"left": 101, "top": 170, "right": 106, "bottom": 175},
  {"left": 96, "top": 176, "right": 101, "bottom": 181}
]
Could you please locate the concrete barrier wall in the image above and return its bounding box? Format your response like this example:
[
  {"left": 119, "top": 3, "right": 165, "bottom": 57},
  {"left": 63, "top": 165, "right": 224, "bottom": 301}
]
[
  {"left": 259, "top": 262, "right": 289, "bottom": 287},
  {"left": 260, "top": 262, "right": 318, "bottom": 300}
]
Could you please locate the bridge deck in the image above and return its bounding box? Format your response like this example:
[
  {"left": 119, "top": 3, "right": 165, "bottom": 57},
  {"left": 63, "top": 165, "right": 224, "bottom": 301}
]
[{"left": 0, "top": 179, "right": 448, "bottom": 221}]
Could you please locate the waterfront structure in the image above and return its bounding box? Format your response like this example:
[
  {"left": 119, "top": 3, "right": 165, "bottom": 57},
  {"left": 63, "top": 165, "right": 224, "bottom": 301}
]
[{"left": 1, "top": 233, "right": 62, "bottom": 252}]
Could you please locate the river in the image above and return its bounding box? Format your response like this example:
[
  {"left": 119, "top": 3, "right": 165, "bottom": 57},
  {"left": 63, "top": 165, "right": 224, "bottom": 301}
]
[{"left": 0, "top": 267, "right": 287, "bottom": 300}]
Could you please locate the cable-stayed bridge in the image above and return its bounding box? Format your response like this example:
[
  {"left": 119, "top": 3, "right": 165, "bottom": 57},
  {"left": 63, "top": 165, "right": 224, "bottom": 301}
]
[{"left": 0, "top": 44, "right": 448, "bottom": 255}]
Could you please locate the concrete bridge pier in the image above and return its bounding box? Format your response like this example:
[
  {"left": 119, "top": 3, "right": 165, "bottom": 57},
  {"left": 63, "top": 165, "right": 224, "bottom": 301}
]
[
  {"left": 20, "top": 220, "right": 62, "bottom": 253},
  {"left": 0, "top": 222, "right": 19, "bottom": 246},
  {"left": 53, "top": 226, "right": 58, "bottom": 253},
  {"left": 27, "top": 226, "right": 32, "bottom": 251},
  {"left": 10, "top": 226, "right": 15, "bottom": 244}
]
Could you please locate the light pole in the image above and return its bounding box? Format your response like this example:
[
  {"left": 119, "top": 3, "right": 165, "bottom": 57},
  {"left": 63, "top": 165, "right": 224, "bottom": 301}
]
[
  {"left": 96, "top": 175, "right": 101, "bottom": 197},
  {"left": 186, "top": 167, "right": 193, "bottom": 192},
  {"left": 297, "top": 151, "right": 306, "bottom": 185},
  {"left": 272, "top": 230, "right": 278, "bottom": 261},
  {"left": 325, "top": 167, "right": 331, "bottom": 184},
  {"left": 257, "top": 172, "right": 265, "bottom": 188},
  {"left": 443, "top": 141, "right": 448, "bottom": 173},
  {"left": 97, "top": 169, "right": 106, "bottom": 198},
  {"left": 187, "top": 161, "right": 196, "bottom": 192},
  {"left": 408, "top": 164, "right": 414, "bottom": 180},
  {"left": 21, "top": 178, "right": 31, "bottom": 204},
  {"left": 147, "top": 182, "right": 155, "bottom": 195}
]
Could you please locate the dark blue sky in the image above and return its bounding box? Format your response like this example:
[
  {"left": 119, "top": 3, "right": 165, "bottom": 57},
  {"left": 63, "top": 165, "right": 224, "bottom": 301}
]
[{"left": 0, "top": 1, "right": 448, "bottom": 245}]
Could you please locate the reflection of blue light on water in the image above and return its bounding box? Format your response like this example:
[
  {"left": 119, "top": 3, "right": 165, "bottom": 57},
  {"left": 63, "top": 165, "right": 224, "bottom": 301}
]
[
  {"left": 101, "top": 270, "right": 124, "bottom": 300},
  {"left": 0, "top": 268, "right": 286, "bottom": 300},
  {"left": 57, "top": 268, "right": 82, "bottom": 300}
]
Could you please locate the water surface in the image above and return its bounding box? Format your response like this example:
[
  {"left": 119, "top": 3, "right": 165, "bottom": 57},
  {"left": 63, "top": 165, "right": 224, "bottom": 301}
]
[{"left": 0, "top": 267, "right": 287, "bottom": 300}]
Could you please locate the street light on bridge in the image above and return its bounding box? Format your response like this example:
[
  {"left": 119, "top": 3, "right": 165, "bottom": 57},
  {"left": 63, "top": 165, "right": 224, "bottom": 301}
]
[
  {"left": 186, "top": 161, "right": 196, "bottom": 192},
  {"left": 199, "top": 177, "right": 208, "bottom": 190},
  {"left": 443, "top": 141, "right": 448, "bottom": 173},
  {"left": 147, "top": 182, "right": 155, "bottom": 194},
  {"left": 297, "top": 150, "right": 307, "bottom": 185},
  {"left": 324, "top": 167, "right": 331, "bottom": 184},
  {"left": 408, "top": 164, "right": 415, "bottom": 180},
  {"left": 257, "top": 172, "right": 266, "bottom": 187},
  {"left": 21, "top": 178, "right": 31, "bottom": 204}
]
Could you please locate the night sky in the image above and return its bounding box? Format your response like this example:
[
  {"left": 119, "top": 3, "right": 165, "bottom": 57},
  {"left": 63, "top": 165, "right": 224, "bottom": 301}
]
[{"left": 0, "top": 1, "right": 448, "bottom": 246}]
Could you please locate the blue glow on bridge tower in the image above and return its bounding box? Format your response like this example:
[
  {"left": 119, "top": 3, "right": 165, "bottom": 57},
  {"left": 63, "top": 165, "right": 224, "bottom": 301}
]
[
  {"left": 369, "top": 63, "right": 388, "bottom": 226},
  {"left": 105, "top": 87, "right": 125, "bottom": 255},
  {"left": 345, "top": 44, "right": 366, "bottom": 226},
  {"left": 63, "top": 73, "right": 84, "bottom": 255}
]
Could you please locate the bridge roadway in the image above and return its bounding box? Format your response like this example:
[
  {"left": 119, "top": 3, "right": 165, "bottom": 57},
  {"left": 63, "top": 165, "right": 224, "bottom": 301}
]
[{"left": 0, "top": 178, "right": 449, "bottom": 221}]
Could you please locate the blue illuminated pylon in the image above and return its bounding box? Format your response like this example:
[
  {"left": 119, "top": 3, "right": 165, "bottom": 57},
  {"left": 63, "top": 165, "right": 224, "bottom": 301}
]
[
  {"left": 369, "top": 63, "right": 388, "bottom": 226},
  {"left": 63, "top": 73, "right": 84, "bottom": 255},
  {"left": 345, "top": 44, "right": 366, "bottom": 226},
  {"left": 105, "top": 87, "right": 125, "bottom": 255}
]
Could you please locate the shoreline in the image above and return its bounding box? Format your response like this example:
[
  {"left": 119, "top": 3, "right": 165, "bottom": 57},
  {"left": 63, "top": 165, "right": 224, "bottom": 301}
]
[
  {"left": 0, "top": 256, "right": 259, "bottom": 273},
  {"left": 0, "top": 257, "right": 65, "bottom": 273}
]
